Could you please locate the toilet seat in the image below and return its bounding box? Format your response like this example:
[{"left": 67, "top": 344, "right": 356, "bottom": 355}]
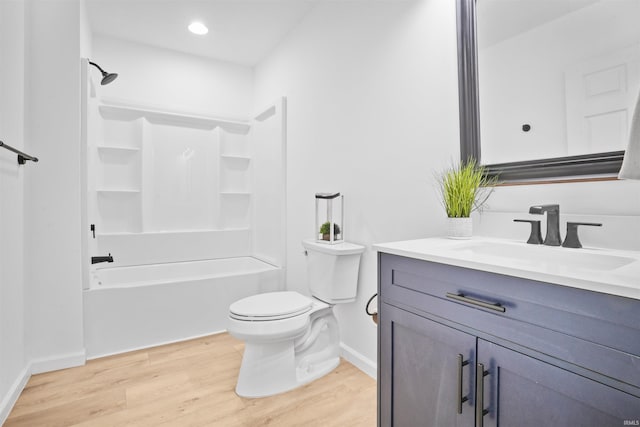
[
  {"left": 227, "top": 293, "right": 330, "bottom": 343},
  {"left": 229, "top": 291, "right": 313, "bottom": 321}
]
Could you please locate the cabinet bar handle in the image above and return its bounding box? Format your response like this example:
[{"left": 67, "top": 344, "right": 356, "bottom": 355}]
[
  {"left": 475, "top": 363, "right": 489, "bottom": 427},
  {"left": 446, "top": 292, "right": 506, "bottom": 313},
  {"left": 457, "top": 354, "right": 469, "bottom": 414}
]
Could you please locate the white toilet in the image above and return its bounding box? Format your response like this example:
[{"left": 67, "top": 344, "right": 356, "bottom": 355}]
[{"left": 227, "top": 238, "right": 365, "bottom": 398}]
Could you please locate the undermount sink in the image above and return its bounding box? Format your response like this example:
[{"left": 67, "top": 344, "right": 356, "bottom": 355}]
[{"left": 447, "top": 240, "right": 636, "bottom": 272}]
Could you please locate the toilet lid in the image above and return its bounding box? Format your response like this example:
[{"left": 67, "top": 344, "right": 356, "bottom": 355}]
[{"left": 229, "top": 291, "right": 313, "bottom": 321}]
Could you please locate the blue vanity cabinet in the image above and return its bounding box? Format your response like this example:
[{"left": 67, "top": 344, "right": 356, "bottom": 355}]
[
  {"left": 478, "top": 339, "right": 639, "bottom": 427},
  {"left": 377, "top": 252, "right": 640, "bottom": 427},
  {"left": 379, "top": 303, "right": 476, "bottom": 426}
]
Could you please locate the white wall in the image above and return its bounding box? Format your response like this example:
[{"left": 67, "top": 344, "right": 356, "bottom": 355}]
[
  {"left": 92, "top": 36, "right": 253, "bottom": 119},
  {"left": 79, "top": 0, "right": 92, "bottom": 58},
  {"left": 0, "top": 0, "right": 28, "bottom": 422},
  {"left": 254, "top": 0, "right": 460, "bottom": 374},
  {"left": 24, "top": 0, "right": 86, "bottom": 373}
]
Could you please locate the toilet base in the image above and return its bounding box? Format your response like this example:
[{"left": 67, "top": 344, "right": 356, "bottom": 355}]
[{"left": 234, "top": 310, "right": 340, "bottom": 398}]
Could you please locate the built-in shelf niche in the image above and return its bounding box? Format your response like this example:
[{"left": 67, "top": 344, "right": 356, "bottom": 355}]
[
  {"left": 217, "top": 127, "right": 252, "bottom": 230},
  {"left": 221, "top": 154, "right": 251, "bottom": 161},
  {"left": 219, "top": 129, "right": 250, "bottom": 157},
  {"left": 92, "top": 102, "right": 253, "bottom": 234},
  {"left": 220, "top": 156, "right": 251, "bottom": 193},
  {"left": 97, "top": 146, "right": 140, "bottom": 153},
  {"left": 96, "top": 189, "right": 141, "bottom": 193},
  {"left": 102, "top": 116, "right": 143, "bottom": 148},
  {"left": 219, "top": 193, "right": 251, "bottom": 229}
]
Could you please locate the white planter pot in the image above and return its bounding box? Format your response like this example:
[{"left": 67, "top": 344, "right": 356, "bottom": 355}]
[{"left": 447, "top": 217, "right": 472, "bottom": 239}]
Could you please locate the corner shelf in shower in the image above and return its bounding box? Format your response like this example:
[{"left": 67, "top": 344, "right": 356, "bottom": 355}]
[
  {"left": 220, "top": 155, "right": 251, "bottom": 161},
  {"left": 98, "top": 104, "right": 251, "bottom": 134},
  {"left": 97, "top": 145, "right": 140, "bottom": 153},
  {"left": 96, "top": 189, "right": 141, "bottom": 194},
  {"left": 220, "top": 192, "right": 251, "bottom": 196}
]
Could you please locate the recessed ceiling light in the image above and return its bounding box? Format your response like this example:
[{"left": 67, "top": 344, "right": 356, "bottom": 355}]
[{"left": 188, "top": 22, "right": 208, "bottom": 35}]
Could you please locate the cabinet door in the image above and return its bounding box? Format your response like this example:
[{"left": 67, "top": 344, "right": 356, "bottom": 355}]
[
  {"left": 379, "top": 303, "right": 476, "bottom": 427},
  {"left": 477, "top": 339, "right": 640, "bottom": 427}
]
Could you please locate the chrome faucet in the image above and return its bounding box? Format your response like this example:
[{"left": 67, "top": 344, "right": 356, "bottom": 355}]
[{"left": 529, "top": 204, "right": 561, "bottom": 246}]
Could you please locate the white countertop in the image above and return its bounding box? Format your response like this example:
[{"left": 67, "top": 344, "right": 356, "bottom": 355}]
[{"left": 373, "top": 237, "right": 640, "bottom": 301}]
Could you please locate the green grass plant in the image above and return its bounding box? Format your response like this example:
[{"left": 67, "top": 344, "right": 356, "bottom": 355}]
[{"left": 439, "top": 159, "right": 498, "bottom": 218}]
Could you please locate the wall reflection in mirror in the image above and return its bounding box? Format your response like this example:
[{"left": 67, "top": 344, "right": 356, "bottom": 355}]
[{"left": 476, "top": 0, "right": 640, "bottom": 165}]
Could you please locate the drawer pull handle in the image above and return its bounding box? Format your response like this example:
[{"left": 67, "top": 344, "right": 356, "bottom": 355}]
[
  {"left": 446, "top": 292, "right": 506, "bottom": 313},
  {"left": 457, "top": 354, "right": 469, "bottom": 414},
  {"left": 476, "top": 363, "right": 490, "bottom": 427}
]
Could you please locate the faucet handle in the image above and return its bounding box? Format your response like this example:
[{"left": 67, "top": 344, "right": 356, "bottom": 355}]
[
  {"left": 562, "top": 222, "right": 602, "bottom": 248},
  {"left": 513, "top": 219, "right": 543, "bottom": 244}
]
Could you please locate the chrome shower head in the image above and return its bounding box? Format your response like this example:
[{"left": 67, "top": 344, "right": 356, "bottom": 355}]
[{"left": 89, "top": 60, "right": 118, "bottom": 85}]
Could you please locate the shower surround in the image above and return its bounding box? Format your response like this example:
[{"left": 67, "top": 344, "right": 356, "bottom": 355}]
[{"left": 81, "top": 60, "right": 286, "bottom": 358}]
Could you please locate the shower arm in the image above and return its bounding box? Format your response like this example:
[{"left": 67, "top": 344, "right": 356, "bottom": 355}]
[{"left": 88, "top": 61, "right": 106, "bottom": 74}]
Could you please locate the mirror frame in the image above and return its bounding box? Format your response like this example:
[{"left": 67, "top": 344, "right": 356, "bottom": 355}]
[{"left": 456, "top": 0, "right": 625, "bottom": 181}]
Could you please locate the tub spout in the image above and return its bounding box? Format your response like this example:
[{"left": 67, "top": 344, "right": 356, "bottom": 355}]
[{"left": 91, "top": 253, "right": 113, "bottom": 264}]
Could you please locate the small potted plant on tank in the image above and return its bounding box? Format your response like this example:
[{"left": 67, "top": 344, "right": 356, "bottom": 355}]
[{"left": 319, "top": 221, "right": 341, "bottom": 242}]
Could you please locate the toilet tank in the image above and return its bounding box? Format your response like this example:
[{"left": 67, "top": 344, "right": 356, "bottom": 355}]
[{"left": 301, "top": 239, "right": 365, "bottom": 304}]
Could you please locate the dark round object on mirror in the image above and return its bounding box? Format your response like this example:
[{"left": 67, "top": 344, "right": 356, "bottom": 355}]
[{"left": 522, "top": 124, "right": 531, "bottom": 132}]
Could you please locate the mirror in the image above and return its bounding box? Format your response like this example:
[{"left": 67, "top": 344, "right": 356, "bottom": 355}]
[{"left": 457, "top": 0, "right": 640, "bottom": 181}]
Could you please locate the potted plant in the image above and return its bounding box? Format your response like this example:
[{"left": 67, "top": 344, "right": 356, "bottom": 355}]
[
  {"left": 438, "top": 159, "right": 497, "bottom": 238},
  {"left": 319, "top": 221, "right": 341, "bottom": 241}
]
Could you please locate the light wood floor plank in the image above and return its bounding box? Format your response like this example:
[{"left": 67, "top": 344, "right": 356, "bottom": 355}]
[{"left": 5, "top": 333, "right": 376, "bottom": 426}]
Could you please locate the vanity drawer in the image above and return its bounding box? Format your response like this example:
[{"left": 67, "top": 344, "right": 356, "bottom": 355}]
[{"left": 379, "top": 252, "right": 640, "bottom": 389}]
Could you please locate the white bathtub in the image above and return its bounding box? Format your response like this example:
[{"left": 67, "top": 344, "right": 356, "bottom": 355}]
[{"left": 83, "top": 257, "right": 283, "bottom": 358}]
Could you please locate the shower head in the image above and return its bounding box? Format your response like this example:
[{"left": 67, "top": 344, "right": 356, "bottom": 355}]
[
  {"left": 88, "top": 60, "right": 118, "bottom": 85},
  {"left": 100, "top": 72, "right": 118, "bottom": 85}
]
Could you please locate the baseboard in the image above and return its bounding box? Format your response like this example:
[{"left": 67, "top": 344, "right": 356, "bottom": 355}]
[
  {"left": 30, "top": 349, "right": 87, "bottom": 375},
  {"left": 340, "top": 342, "right": 377, "bottom": 379},
  {"left": 0, "top": 364, "right": 31, "bottom": 425},
  {"left": 86, "top": 329, "right": 227, "bottom": 360}
]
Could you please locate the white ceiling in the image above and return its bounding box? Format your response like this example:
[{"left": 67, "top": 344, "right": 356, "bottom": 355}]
[
  {"left": 85, "top": 0, "right": 319, "bottom": 66},
  {"left": 477, "top": 0, "right": 601, "bottom": 49},
  {"left": 87, "top": 0, "right": 605, "bottom": 65}
]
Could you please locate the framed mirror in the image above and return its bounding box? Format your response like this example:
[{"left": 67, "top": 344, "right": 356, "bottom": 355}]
[{"left": 457, "top": 0, "right": 639, "bottom": 181}]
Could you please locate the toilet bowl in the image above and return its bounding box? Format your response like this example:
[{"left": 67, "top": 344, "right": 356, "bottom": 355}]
[
  {"left": 227, "top": 239, "right": 364, "bottom": 398},
  {"left": 228, "top": 291, "right": 339, "bottom": 397}
]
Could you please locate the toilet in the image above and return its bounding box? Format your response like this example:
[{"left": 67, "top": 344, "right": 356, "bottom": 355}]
[{"left": 227, "top": 238, "right": 365, "bottom": 398}]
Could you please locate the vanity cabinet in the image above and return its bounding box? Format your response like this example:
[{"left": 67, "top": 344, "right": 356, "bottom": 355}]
[
  {"left": 378, "top": 253, "right": 640, "bottom": 427},
  {"left": 380, "top": 304, "right": 475, "bottom": 426}
]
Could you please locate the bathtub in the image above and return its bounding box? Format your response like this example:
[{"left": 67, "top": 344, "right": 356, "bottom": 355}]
[{"left": 83, "top": 257, "right": 283, "bottom": 358}]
